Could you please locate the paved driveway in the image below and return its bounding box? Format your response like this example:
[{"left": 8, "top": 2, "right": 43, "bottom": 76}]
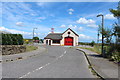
[{"left": 2, "top": 46, "right": 94, "bottom": 78}]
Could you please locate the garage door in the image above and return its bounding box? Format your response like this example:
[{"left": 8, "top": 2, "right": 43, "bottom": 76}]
[{"left": 64, "top": 37, "right": 73, "bottom": 46}]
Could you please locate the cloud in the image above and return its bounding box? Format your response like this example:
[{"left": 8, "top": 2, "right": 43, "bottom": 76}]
[
  {"left": 68, "top": 8, "right": 74, "bottom": 15},
  {"left": 69, "top": 12, "right": 73, "bottom": 15},
  {"left": 79, "top": 34, "right": 95, "bottom": 41},
  {"left": 60, "top": 24, "right": 77, "bottom": 29},
  {"left": 79, "top": 27, "right": 83, "bottom": 31},
  {"left": 16, "top": 22, "right": 24, "bottom": 27},
  {"left": 0, "top": 26, "right": 32, "bottom": 38},
  {"left": 68, "top": 8, "right": 74, "bottom": 12},
  {"left": 68, "top": 25, "right": 77, "bottom": 29},
  {"left": 38, "top": 17, "right": 46, "bottom": 20},
  {"left": 104, "top": 14, "right": 116, "bottom": 19},
  {"left": 0, "top": 26, "right": 31, "bottom": 34},
  {"left": 36, "top": 2, "right": 48, "bottom": 8},
  {"left": 1, "top": 0, "right": 120, "bottom": 2},
  {"left": 3, "top": 3, "right": 37, "bottom": 23},
  {"left": 76, "top": 18, "right": 95, "bottom": 24},
  {"left": 87, "top": 24, "right": 98, "bottom": 28},
  {"left": 60, "top": 24, "right": 66, "bottom": 28},
  {"left": 37, "top": 2, "right": 45, "bottom": 6}
]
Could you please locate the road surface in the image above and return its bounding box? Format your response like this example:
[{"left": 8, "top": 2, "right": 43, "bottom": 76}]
[{"left": 2, "top": 46, "right": 94, "bottom": 78}]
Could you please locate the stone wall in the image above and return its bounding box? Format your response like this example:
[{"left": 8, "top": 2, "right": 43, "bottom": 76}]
[{"left": 1, "top": 45, "right": 26, "bottom": 55}]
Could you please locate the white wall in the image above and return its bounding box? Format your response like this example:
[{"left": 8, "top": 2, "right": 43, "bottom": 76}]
[
  {"left": 44, "top": 39, "right": 61, "bottom": 45},
  {"left": 61, "top": 29, "right": 79, "bottom": 46},
  {"left": 51, "top": 40, "right": 61, "bottom": 45},
  {"left": 44, "top": 29, "right": 79, "bottom": 46},
  {"left": 44, "top": 39, "right": 51, "bottom": 45}
]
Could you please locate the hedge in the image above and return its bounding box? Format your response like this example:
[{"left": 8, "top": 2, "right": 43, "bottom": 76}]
[{"left": 1, "top": 34, "right": 24, "bottom": 45}]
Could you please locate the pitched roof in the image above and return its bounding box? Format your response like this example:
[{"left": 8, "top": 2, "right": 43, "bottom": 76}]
[
  {"left": 62, "top": 28, "right": 79, "bottom": 36},
  {"left": 44, "top": 28, "right": 79, "bottom": 39},
  {"left": 44, "top": 33, "right": 62, "bottom": 40}
]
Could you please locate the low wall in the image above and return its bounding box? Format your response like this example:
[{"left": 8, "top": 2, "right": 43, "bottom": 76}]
[{"left": 1, "top": 45, "right": 26, "bottom": 55}]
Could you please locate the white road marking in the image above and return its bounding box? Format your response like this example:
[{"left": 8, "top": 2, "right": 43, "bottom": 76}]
[
  {"left": 64, "top": 51, "right": 66, "bottom": 54},
  {"left": 19, "top": 50, "right": 67, "bottom": 78}
]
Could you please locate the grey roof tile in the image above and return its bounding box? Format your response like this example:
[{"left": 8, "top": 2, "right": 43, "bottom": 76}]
[{"left": 44, "top": 33, "right": 62, "bottom": 40}]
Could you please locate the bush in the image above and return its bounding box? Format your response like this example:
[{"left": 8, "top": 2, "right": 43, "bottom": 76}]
[
  {"left": 2, "top": 34, "right": 24, "bottom": 45},
  {"left": 90, "top": 41, "right": 95, "bottom": 47},
  {"left": 17, "top": 34, "right": 24, "bottom": 45},
  {"left": 112, "top": 51, "right": 120, "bottom": 62}
]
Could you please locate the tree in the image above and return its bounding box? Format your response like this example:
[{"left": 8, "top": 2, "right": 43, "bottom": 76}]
[
  {"left": 110, "top": 1, "right": 120, "bottom": 21},
  {"left": 90, "top": 41, "right": 95, "bottom": 47},
  {"left": 99, "top": 26, "right": 112, "bottom": 44},
  {"left": 110, "top": 2, "right": 120, "bottom": 46},
  {"left": 33, "top": 37, "right": 39, "bottom": 43},
  {"left": 33, "top": 37, "right": 39, "bottom": 40}
]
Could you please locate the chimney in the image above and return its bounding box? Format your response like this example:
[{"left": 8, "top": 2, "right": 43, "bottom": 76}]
[{"left": 51, "top": 28, "right": 54, "bottom": 33}]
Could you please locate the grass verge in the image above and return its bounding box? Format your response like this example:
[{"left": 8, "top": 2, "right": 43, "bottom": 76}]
[
  {"left": 77, "top": 45, "right": 101, "bottom": 54},
  {"left": 26, "top": 45, "right": 38, "bottom": 52}
]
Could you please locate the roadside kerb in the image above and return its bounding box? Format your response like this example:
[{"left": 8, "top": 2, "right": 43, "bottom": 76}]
[{"left": 76, "top": 48, "right": 105, "bottom": 80}]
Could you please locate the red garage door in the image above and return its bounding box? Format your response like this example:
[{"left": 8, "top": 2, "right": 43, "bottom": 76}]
[{"left": 64, "top": 37, "right": 73, "bottom": 46}]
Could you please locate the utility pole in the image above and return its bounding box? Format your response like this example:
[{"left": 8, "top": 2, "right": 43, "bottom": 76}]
[
  {"left": 33, "top": 28, "right": 37, "bottom": 39},
  {"left": 97, "top": 14, "right": 104, "bottom": 57},
  {"left": 33, "top": 28, "right": 37, "bottom": 43}
]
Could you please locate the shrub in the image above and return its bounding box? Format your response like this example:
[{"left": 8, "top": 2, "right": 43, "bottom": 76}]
[
  {"left": 2, "top": 33, "right": 24, "bottom": 45},
  {"left": 90, "top": 41, "right": 95, "bottom": 47},
  {"left": 112, "top": 51, "right": 120, "bottom": 62},
  {"left": 17, "top": 34, "right": 24, "bottom": 45}
]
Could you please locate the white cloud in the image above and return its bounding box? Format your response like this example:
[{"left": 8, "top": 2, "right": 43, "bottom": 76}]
[
  {"left": 69, "top": 12, "right": 73, "bottom": 15},
  {"left": 36, "top": 2, "right": 48, "bottom": 8},
  {"left": 60, "top": 24, "right": 66, "bottom": 28},
  {"left": 60, "top": 24, "right": 77, "bottom": 29},
  {"left": 31, "top": 13, "right": 37, "bottom": 16},
  {"left": 0, "top": 26, "right": 32, "bottom": 38},
  {"left": 37, "top": 2, "right": 45, "bottom": 6},
  {"left": 68, "top": 8, "right": 74, "bottom": 15},
  {"left": 1, "top": 0, "right": 120, "bottom": 2},
  {"left": 38, "top": 17, "right": 46, "bottom": 20},
  {"left": 76, "top": 18, "right": 95, "bottom": 24},
  {"left": 16, "top": 22, "right": 24, "bottom": 27},
  {"left": 68, "top": 25, "right": 77, "bottom": 29},
  {"left": 104, "top": 14, "right": 116, "bottom": 19},
  {"left": 79, "top": 34, "right": 94, "bottom": 41},
  {"left": 68, "top": 8, "right": 74, "bottom": 12},
  {"left": 0, "top": 26, "right": 31, "bottom": 34},
  {"left": 79, "top": 27, "right": 83, "bottom": 31},
  {"left": 87, "top": 24, "right": 98, "bottom": 28}
]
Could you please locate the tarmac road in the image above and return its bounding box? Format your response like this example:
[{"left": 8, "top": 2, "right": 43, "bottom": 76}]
[{"left": 2, "top": 46, "right": 95, "bottom": 78}]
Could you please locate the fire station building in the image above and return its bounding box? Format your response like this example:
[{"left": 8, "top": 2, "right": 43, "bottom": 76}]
[{"left": 44, "top": 28, "right": 79, "bottom": 46}]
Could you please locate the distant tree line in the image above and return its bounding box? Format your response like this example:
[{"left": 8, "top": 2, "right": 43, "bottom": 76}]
[
  {"left": 78, "top": 41, "right": 95, "bottom": 47},
  {"left": 1, "top": 34, "right": 24, "bottom": 45}
]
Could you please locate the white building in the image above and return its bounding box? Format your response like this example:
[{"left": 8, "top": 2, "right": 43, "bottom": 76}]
[{"left": 44, "top": 28, "right": 79, "bottom": 46}]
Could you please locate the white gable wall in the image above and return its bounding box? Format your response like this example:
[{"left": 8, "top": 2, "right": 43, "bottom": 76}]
[
  {"left": 61, "top": 29, "right": 79, "bottom": 46},
  {"left": 44, "top": 29, "right": 79, "bottom": 46}
]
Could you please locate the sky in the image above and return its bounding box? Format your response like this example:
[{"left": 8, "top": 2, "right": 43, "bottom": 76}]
[{"left": 0, "top": 2, "right": 118, "bottom": 42}]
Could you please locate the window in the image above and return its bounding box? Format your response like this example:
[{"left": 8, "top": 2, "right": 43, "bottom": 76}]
[
  {"left": 53, "top": 40, "right": 60, "bottom": 44},
  {"left": 68, "top": 32, "right": 70, "bottom": 34}
]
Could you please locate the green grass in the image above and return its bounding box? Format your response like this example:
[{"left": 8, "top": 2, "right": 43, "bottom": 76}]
[
  {"left": 26, "top": 45, "right": 38, "bottom": 52},
  {"left": 78, "top": 45, "right": 101, "bottom": 54}
]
